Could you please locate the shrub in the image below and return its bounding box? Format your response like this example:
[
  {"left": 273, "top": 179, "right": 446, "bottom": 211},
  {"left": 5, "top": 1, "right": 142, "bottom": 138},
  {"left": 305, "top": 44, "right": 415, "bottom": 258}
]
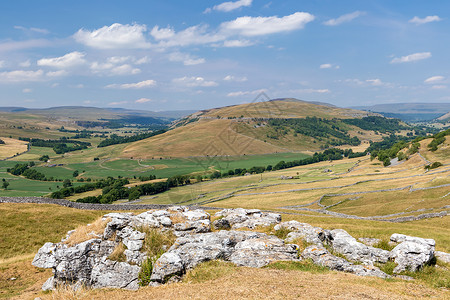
[
  {"left": 139, "top": 227, "right": 176, "bottom": 258},
  {"left": 138, "top": 257, "right": 154, "bottom": 286}
]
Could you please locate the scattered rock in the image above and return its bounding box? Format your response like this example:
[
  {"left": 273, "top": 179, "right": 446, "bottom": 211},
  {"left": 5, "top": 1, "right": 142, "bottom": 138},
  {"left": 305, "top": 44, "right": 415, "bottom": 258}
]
[
  {"left": 274, "top": 220, "right": 327, "bottom": 245},
  {"left": 213, "top": 208, "right": 281, "bottom": 229},
  {"left": 302, "top": 245, "right": 389, "bottom": 279},
  {"left": 435, "top": 251, "right": 450, "bottom": 263},
  {"left": 390, "top": 233, "right": 435, "bottom": 247}
]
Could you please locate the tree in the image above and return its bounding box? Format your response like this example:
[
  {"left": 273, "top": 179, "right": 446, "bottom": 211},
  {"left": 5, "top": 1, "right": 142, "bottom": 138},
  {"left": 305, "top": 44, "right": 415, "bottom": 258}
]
[
  {"left": 39, "top": 155, "right": 50, "bottom": 162},
  {"left": 63, "top": 179, "right": 72, "bottom": 188},
  {"left": 2, "top": 181, "right": 9, "bottom": 190},
  {"left": 73, "top": 170, "right": 79, "bottom": 177},
  {"left": 0, "top": 139, "right": 5, "bottom": 145}
]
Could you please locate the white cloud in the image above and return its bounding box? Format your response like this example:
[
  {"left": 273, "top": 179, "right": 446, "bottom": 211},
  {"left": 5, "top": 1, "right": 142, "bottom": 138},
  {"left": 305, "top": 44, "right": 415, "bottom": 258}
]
[
  {"left": 0, "top": 39, "right": 51, "bottom": 52},
  {"left": 220, "top": 12, "right": 315, "bottom": 36},
  {"left": 135, "top": 98, "right": 153, "bottom": 103},
  {"left": 366, "top": 79, "right": 383, "bottom": 86},
  {"left": 424, "top": 75, "right": 444, "bottom": 84},
  {"left": 409, "top": 15, "right": 442, "bottom": 25},
  {"left": 74, "top": 23, "right": 151, "bottom": 49},
  {"left": 290, "top": 88, "right": 330, "bottom": 94},
  {"left": 110, "top": 64, "right": 141, "bottom": 76},
  {"left": 227, "top": 89, "right": 267, "bottom": 97},
  {"left": 46, "top": 70, "right": 68, "bottom": 77},
  {"left": 0, "top": 69, "right": 44, "bottom": 82},
  {"left": 151, "top": 25, "right": 223, "bottom": 48},
  {"left": 22, "top": 88, "right": 32, "bottom": 93},
  {"left": 135, "top": 56, "right": 150, "bottom": 65},
  {"left": 168, "top": 52, "right": 205, "bottom": 65},
  {"left": 223, "top": 75, "right": 248, "bottom": 82},
  {"left": 14, "top": 25, "right": 49, "bottom": 34},
  {"left": 320, "top": 63, "right": 332, "bottom": 69},
  {"left": 107, "top": 56, "right": 132, "bottom": 64},
  {"left": 205, "top": 0, "right": 252, "bottom": 13},
  {"left": 431, "top": 85, "right": 446, "bottom": 89},
  {"left": 390, "top": 52, "right": 431, "bottom": 63},
  {"left": 108, "top": 101, "right": 128, "bottom": 106},
  {"left": 106, "top": 79, "right": 156, "bottom": 89},
  {"left": 324, "top": 11, "right": 365, "bottom": 26},
  {"left": 0, "top": 60, "right": 4, "bottom": 68},
  {"left": 173, "top": 76, "right": 218, "bottom": 87},
  {"left": 223, "top": 39, "right": 254, "bottom": 47},
  {"left": 37, "top": 51, "right": 86, "bottom": 68},
  {"left": 19, "top": 60, "right": 31, "bottom": 67}
]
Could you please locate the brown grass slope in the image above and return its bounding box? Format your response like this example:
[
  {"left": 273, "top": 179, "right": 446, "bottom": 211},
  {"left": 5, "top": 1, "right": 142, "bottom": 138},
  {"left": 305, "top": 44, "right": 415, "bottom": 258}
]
[{"left": 123, "top": 99, "right": 383, "bottom": 158}]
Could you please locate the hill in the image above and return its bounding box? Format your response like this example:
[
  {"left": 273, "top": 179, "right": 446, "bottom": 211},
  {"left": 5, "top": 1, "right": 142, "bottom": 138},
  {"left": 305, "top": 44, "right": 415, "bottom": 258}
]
[
  {"left": 122, "top": 99, "right": 412, "bottom": 158},
  {"left": 352, "top": 103, "right": 450, "bottom": 122}
]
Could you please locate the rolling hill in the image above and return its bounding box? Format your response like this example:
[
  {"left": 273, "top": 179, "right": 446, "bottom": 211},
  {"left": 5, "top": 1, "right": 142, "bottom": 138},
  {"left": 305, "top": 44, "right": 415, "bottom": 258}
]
[
  {"left": 122, "top": 99, "right": 408, "bottom": 158},
  {"left": 352, "top": 103, "right": 450, "bottom": 122}
]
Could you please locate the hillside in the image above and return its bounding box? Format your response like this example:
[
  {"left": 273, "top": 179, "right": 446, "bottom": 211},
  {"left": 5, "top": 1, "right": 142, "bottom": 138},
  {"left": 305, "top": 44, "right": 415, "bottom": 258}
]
[
  {"left": 352, "top": 103, "right": 450, "bottom": 122},
  {"left": 122, "top": 99, "right": 411, "bottom": 158}
]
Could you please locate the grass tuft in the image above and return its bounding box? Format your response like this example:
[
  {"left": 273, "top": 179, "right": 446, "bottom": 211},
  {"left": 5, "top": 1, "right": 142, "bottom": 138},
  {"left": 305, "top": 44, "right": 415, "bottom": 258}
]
[
  {"left": 373, "top": 239, "right": 395, "bottom": 251},
  {"left": 107, "top": 242, "right": 127, "bottom": 262},
  {"left": 274, "top": 227, "right": 292, "bottom": 240},
  {"left": 63, "top": 217, "right": 109, "bottom": 247},
  {"left": 137, "top": 226, "right": 176, "bottom": 258}
]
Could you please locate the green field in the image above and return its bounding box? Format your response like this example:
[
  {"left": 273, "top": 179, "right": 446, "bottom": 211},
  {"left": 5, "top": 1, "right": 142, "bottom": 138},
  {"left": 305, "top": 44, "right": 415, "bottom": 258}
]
[{"left": 0, "top": 151, "right": 309, "bottom": 197}]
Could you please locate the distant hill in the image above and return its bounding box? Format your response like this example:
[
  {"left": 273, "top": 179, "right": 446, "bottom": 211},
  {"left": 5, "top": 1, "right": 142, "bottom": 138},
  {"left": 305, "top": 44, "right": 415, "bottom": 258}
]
[
  {"left": 121, "top": 98, "right": 408, "bottom": 159},
  {"left": 351, "top": 103, "right": 450, "bottom": 122}
]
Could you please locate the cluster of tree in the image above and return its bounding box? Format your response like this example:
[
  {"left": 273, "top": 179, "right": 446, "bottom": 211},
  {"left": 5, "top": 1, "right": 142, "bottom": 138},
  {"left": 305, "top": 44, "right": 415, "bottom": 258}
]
[
  {"left": 19, "top": 137, "right": 91, "bottom": 154},
  {"left": 371, "top": 140, "right": 409, "bottom": 166},
  {"left": 428, "top": 129, "right": 450, "bottom": 151},
  {"left": 425, "top": 162, "right": 443, "bottom": 170},
  {"left": 97, "top": 130, "right": 166, "bottom": 148},
  {"left": 138, "top": 175, "right": 157, "bottom": 181},
  {"left": 7, "top": 162, "right": 48, "bottom": 180},
  {"left": 266, "top": 117, "right": 361, "bottom": 146},
  {"left": 342, "top": 116, "right": 408, "bottom": 134},
  {"left": 50, "top": 177, "right": 129, "bottom": 200},
  {"left": 39, "top": 155, "right": 50, "bottom": 161}
]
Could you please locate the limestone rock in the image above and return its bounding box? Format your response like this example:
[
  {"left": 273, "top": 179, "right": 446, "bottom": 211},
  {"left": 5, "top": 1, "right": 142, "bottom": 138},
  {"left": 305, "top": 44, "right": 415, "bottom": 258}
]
[
  {"left": 151, "top": 230, "right": 297, "bottom": 283},
  {"left": 32, "top": 242, "right": 57, "bottom": 269},
  {"left": 274, "top": 220, "right": 326, "bottom": 245},
  {"left": 214, "top": 208, "right": 281, "bottom": 229},
  {"left": 390, "top": 233, "right": 435, "bottom": 247},
  {"left": 41, "top": 276, "right": 55, "bottom": 291},
  {"left": 358, "top": 238, "right": 381, "bottom": 247},
  {"left": 328, "top": 229, "right": 389, "bottom": 264},
  {"left": 435, "top": 251, "right": 450, "bottom": 263},
  {"left": 91, "top": 258, "right": 140, "bottom": 290},
  {"left": 302, "top": 245, "right": 389, "bottom": 279},
  {"left": 390, "top": 241, "right": 435, "bottom": 273}
]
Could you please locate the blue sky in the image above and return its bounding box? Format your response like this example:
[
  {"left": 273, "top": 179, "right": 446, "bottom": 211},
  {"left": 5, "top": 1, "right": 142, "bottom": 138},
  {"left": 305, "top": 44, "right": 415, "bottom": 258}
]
[{"left": 0, "top": 0, "right": 449, "bottom": 111}]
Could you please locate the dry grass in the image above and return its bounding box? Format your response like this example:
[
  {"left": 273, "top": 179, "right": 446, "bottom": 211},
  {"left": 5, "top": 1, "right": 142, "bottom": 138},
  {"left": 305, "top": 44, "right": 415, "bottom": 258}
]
[
  {"left": 63, "top": 217, "right": 109, "bottom": 247},
  {"left": 0, "top": 137, "right": 28, "bottom": 159},
  {"left": 108, "top": 243, "right": 126, "bottom": 262},
  {"left": 169, "top": 213, "right": 186, "bottom": 224},
  {"left": 39, "top": 266, "right": 450, "bottom": 300}
]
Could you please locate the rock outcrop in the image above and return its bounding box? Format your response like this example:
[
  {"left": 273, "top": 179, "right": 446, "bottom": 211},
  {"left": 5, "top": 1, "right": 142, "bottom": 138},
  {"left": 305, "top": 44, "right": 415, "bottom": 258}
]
[
  {"left": 302, "top": 245, "right": 389, "bottom": 279},
  {"left": 32, "top": 207, "right": 443, "bottom": 292},
  {"left": 213, "top": 208, "right": 281, "bottom": 230},
  {"left": 151, "top": 230, "right": 299, "bottom": 283},
  {"left": 389, "top": 234, "right": 436, "bottom": 273}
]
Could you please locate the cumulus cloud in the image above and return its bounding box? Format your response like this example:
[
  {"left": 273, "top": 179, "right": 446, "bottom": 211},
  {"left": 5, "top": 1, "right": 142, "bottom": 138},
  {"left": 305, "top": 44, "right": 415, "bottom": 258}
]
[
  {"left": 390, "top": 52, "right": 431, "bottom": 63},
  {"left": 424, "top": 75, "right": 444, "bottom": 84},
  {"left": 220, "top": 12, "right": 315, "bottom": 36},
  {"left": 173, "top": 76, "right": 218, "bottom": 87},
  {"left": 223, "top": 75, "right": 248, "bottom": 82},
  {"left": 409, "top": 15, "right": 442, "bottom": 25},
  {"left": 46, "top": 70, "right": 68, "bottom": 77},
  {"left": 205, "top": 0, "right": 252, "bottom": 13},
  {"left": 223, "top": 39, "right": 254, "bottom": 47},
  {"left": 105, "top": 79, "right": 156, "bottom": 89},
  {"left": 0, "top": 69, "right": 44, "bottom": 82},
  {"left": 108, "top": 101, "right": 128, "bottom": 106},
  {"left": 22, "top": 88, "right": 32, "bottom": 93},
  {"left": 74, "top": 23, "right": 151, "bottom": 49},
  {"left": 151, "top": 25, "right": 223, "bottom": 48},
  {"left": 37, "top": 51, "right": 86, "bottom": 68},
  {"left": 19, "top": 60, "right": 31, "bottom": 67},
  {"left": 324, "top": 11, "right": 365, "bottom": 26},
  {"left": 135, "top": 98, "right": 153, "bottom": 103},
  {"left": 227, "top": 89, "right": 267, "bottom": 97},
  {"left": 168, "top": 52, "right": 205, "bottom": 65},
  {"left": 320, "top": 63, "right": 340, "bottom": 69},
  {"left": 109, "top": 64, "right": 141, "bottom": 75}
]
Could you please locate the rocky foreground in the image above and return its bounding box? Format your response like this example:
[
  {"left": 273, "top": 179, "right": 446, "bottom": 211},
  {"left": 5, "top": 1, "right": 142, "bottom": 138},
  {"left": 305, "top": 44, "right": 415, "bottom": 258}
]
[{"left": 32, "top": 207, "right": 448, "bottom": 291}]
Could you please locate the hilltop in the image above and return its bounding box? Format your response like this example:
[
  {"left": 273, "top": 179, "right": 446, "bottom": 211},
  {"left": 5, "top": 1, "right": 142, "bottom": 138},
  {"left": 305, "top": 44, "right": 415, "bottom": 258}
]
[{"left": 122, "top": 98, "right": 411, "bottom": 158}]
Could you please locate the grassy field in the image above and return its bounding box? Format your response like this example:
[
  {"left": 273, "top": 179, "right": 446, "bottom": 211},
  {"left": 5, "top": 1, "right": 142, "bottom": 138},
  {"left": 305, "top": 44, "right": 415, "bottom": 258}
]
[{"left": 0, "top": 138, "right": 28, "bottom": 160}]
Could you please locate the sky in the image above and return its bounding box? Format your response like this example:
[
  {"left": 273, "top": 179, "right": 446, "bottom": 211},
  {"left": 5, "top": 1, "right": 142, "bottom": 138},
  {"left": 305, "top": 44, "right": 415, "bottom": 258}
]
[{"left": 0, "top": 0, "right": 449, "bottom": 111}]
